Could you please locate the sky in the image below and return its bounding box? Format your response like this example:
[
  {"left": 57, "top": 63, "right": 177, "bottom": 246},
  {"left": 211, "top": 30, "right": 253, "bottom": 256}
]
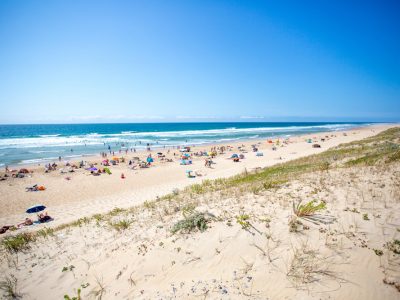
[{"left": 0, "top": 0, "right": 399, "bottom": 124}]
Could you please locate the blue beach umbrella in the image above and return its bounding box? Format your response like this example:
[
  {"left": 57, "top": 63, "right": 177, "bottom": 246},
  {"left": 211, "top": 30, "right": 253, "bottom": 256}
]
[{"left": 26, "top": 204, "right": 46, "bottom": 214}]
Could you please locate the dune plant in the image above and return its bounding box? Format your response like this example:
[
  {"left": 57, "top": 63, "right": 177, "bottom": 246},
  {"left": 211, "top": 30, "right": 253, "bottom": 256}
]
[
  {"left": 236, "top": 214, "right": 251, "bottom": 230},
  {"left": 109, "top": 207, "right": 126, "bottom": 216},
  {"left": 171, "top": 212, "right": 212, "bottom": 234},
  {"left": 293, "top": 200, "right": 326, "bottom": 218},
  {"left": 0, "top": 274, "right": 20, "bottom": 299},
  {"left": 64, "top": 288, "right": 81, "bottom": 300},
  {"left": 72, "top": 217, "right": 91, "bottom": 227},
  {"left": 143, "top": 201, "right": 156, "bottom": 210},
  {"left": 1, "top": 233, "right": 35, "bottom": 253},
  {"left": 386, "top": 239, "right": 400, "bottom": 254},
  {"left": 291, "top": 200, "right": 335, "bottom": 228},
  {"left": 109, "top": 219, "right": 132, "bottom": 231},
  {"left": 37, "top": 227, "right": 54, "bottom": 239}
]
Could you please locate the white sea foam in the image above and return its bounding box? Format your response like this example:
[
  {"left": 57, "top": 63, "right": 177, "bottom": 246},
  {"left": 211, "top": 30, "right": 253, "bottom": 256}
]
[
  {"left": 38, "top": 134, "right": 61, "bottom": 138},
  {"left": 0, "top": 124, "right": 359, "bottom": 150},
  {"left": 19, "top": 157, "right": 59, "bottom": 164}
]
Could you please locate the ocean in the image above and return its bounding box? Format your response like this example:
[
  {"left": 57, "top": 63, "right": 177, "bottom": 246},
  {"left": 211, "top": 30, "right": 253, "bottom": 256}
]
[{"left": 0, "top": 122, "right": 372, "bottom": 166}]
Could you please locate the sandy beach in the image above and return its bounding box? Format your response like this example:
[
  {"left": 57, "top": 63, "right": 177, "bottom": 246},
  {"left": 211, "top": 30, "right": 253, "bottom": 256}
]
[
  {"left": 0, "top": 124, "right": 392, "bottom": 228},
  {"left": 1, "top": 124, "right": 399, "bottom": 300}
]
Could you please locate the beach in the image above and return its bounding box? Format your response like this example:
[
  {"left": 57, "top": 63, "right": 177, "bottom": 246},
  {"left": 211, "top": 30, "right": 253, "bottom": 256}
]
[
  {"left": 0, "top": 124, "right": 391, "bottom": 228},
  {"left": 1, "top": 123, "right": 400, "bottom": 299}
]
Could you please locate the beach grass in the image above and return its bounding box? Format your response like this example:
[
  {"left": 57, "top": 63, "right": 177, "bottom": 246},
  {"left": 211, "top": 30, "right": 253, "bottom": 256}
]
[
  {"left": 109, "top": 219, "right": 132, "bottom": 231},
  {"left": 1, "top": 233, "right": 36, "bottom": 253},
  {"left": 0, "top": 274, "right": 20, "bottom": 299}
]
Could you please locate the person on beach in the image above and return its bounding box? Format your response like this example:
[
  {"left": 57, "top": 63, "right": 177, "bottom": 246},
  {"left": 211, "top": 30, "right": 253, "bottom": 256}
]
[
  {"left": 17, "top": 218, "right": 33, "bottom": 228},
  {"left": 0, "top": 226, "right": 14, "bottom": 234},
  {"left": 5, "top": 165, "right": 9, "bottom": 173},
  {"left": 38, "top": 212, "right": 52, "bottom": 223}
]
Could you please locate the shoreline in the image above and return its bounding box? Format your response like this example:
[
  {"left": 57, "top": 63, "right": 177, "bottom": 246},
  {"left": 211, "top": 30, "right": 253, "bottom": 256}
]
[
  {"left": 3, "top": 123, "right": 390, "bottom": 170},
  {"left": 0, "top": 123, "right": 397, "bottom": 169},
  {"left": 0, "top": 123, "right": 395, "bottom": 229}
]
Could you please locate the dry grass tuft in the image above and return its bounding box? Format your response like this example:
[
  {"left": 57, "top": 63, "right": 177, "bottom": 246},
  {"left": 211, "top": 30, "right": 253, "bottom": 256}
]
[{"left": 0, "top": 274, "right": 20, "bottom": 299}]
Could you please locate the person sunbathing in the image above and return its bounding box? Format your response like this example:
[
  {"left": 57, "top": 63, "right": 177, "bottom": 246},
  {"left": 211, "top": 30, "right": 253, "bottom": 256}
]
[
  {"left": 0, "top": 225, "right": 14, "bottom": 234},
  {"left": 26, "top": 184, "right": 38, "bottom": 192},
  {"left": 17, "top": 218, "right": 33, "bottom": 227},
  {"left": 38, "top": 212, "right": 52, "bottom": 223}
]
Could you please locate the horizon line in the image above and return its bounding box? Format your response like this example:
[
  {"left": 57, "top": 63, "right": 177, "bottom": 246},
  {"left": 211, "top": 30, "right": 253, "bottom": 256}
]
[{"left": 0, "top": 121, "right": 394, "bottom": 126}]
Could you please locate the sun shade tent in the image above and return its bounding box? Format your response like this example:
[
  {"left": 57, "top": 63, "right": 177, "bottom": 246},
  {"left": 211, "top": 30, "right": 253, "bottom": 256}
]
[{"left": 231, "top": 154, "right": 239, "bottom": 158}]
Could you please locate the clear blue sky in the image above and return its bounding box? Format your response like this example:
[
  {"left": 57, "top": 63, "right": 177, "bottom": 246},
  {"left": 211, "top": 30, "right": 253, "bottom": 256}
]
[{"left": 0, "top": 0, "right": 399, "bottom": 123}]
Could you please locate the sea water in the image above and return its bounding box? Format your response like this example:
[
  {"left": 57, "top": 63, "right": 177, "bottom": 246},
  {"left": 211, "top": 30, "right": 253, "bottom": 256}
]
[{"left": 0, "top": 122, "right": 372, "bottom": 166}]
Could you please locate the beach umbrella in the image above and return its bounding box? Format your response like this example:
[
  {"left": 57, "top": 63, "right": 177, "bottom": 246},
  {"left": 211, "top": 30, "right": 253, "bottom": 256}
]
[
  {"left": 88, "top": 167, "right": 98, "bottom": 171},
  {"left": 231, "top": 154, "right": 239, "bottom": 158},
  {"left": 26, "top": 204, "right": 46, "bottom": 214}
]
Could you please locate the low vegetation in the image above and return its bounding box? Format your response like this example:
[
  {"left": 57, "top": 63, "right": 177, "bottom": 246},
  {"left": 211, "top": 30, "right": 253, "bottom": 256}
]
[
  {"left": 236, "top": 213, "right": 251, "bottom": 230},
  {"left": 109, "top": 219, "right": 132, "bottom": 231},
  {"left": 293, "top": 200, "right": 326, "bottom": 218},
  {"left": 64, "top": 288, "right": 81, "bottom": 300},
  {"left": 171, "top": 211, "right": 213, "bottom": 234},
  {"left": 1, "top": 233, "right": 36, "bottom": 253},
  {"left": 36, "top": 227, "right": 54, "bottom": 239},
  {"left": 0, "top": 274, "right": 20, "bottom": 299},
  {"left": 386, "top": 239, "right": 400, "bottom": 254}
]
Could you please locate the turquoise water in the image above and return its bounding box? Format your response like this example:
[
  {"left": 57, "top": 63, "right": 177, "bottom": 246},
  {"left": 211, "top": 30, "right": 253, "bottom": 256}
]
[{"left": 0, "top": 122, "right": 372, "bottom": 166}]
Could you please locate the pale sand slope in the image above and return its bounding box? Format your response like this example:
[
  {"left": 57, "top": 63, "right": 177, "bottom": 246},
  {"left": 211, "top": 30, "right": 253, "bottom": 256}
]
[
  {"left": 0, "top": 124, "right": 393, "bottom": 228},
  {"left": 0, "top": 135, "right": 399, "bottom": 299}
]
